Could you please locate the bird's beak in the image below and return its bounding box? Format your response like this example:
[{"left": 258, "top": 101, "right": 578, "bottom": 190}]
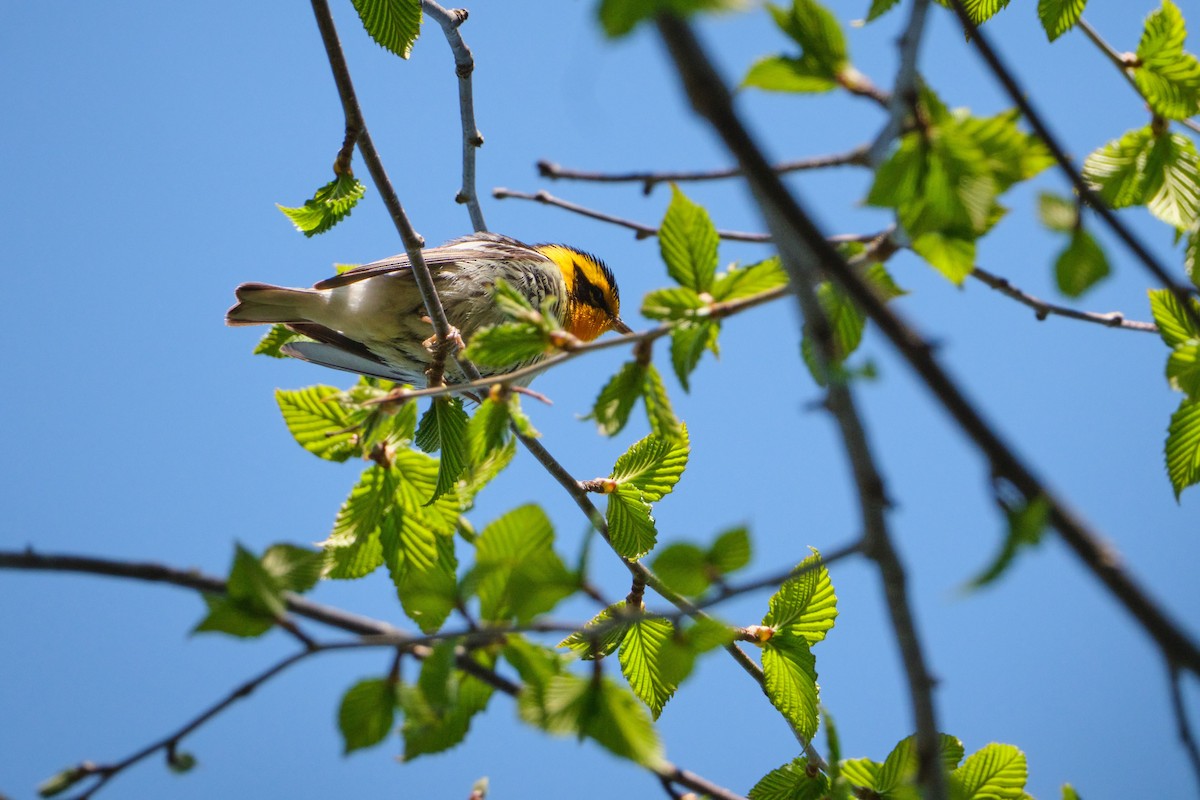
[{"left": 612, "top": 318, "right": 633, "bottom": 335}]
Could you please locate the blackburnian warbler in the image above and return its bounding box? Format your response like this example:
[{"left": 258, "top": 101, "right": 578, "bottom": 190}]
[{"left": 226, "top": 232, "right": 631, "bottom": 385}]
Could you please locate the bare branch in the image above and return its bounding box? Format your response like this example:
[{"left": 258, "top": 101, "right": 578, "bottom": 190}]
[
  {"left": 423, "top": 1, "right": 487, "bottom": 232},
  {"left": 493, "top": 187, "right": 773, "bottom": 242},
  {"left": 536, "top": 144, "right": 871, "bottom": 193},
  {"left": 943, "top": 0, "right": 1200, "bottom": 332},
  {"left": 1168, "top": 663, "right": 1200, "bottom": 793},
  {"left": 970, "top": 265, "right": 1159, "bottom": 333},
  {"left": 868, "top": 0, "right": 931, "bottom": 167}
]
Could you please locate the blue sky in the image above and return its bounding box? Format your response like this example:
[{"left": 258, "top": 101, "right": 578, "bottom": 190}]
[{"left": 2, "top": 1, "right": 1198, "bottom": 798}]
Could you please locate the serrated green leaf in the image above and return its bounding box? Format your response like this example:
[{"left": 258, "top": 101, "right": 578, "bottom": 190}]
[
  {"left": 254, "top": 323, "right": 305, "bottom": 358},
  {"left": 957, "top": 108, "right": 1053, "bottom": 191},
  {"left": 709, "top": 526, "right": 752, "bottom": 574},
  {"left": 763, "top": 550, "right": 837, "bottom": 645},
  {"left": 817, "top": 281, "right": 866, "bottom": 361},
  {"left": 671, "top": 321, "right": 720, "bottom": 391},
  {"left": 560, "top": 605, "right": 633, "bottom": 659},
  {"left": 461, "top": 322, "right": 549, "bottom": 369},
  {"left": 261, "top": 544, "right": 325, "bottom": 594},
  {"left": 911, "top": 230, "right": 976, "bottom": 284},
  {"left": 711, "top": 256, "right": 790, "bottom": 300},
  {"left": 322, "top": 465, "right": 395, "bottom": 579},
  {"left": 761, "top": 632, "right": 820, "bottom": 740},
  {"left": 278, "top": 174, "right": 365, "bottom": 237},
  {"left": 275, "top": 386, "right": 359, "bottom": 462},
  {"left": 642, "top": 364, "right": 684, "bottom": 440},
  {"left": 1038, "top": 192, "right": 1078, "bottom": 232},
  {"left": 865, "top": 0, "right": 901, "bottom": 22},
  {"left": 351, "top": 0, "right": 422, "bottom": 59},
  {"left": 1083, "top": 126, "right": 1155, "bottom": 209},
  {"left": 607, "top": 484, "right": 659, "bottom": 559},
  {"left": 840, "top": 757, "right": 881, "bottom": 790},
  {"left": 415, "top": 397, "right": 470, "bottom": 503},
  {"left": 338, "top": 677, "right": 400, "bottom": 754},
  {"left": 1149, "top": 287, "right": 1200, "bottom": 348},
  {"left": 401, "top": 643, "right": 494, "bottom": 759},
  {"left": 387, "top": 532, "right": 457, "bottom": 634},
  {"left": 1168, "top": 339, "right": 1200, "bottom": 398},
  {"left": 469, "top": 504, "right": 572, "bottom": 623},
  {"left": 642, "top": 286, "right": 706, "bottom": 321},
  {"left": 863, "top": 262, "right": 908, "bottom": 302},
  {"left": 1144, "top": 132, "right": 1200, "bottom": 228},
  {"left": 1055, "top": 229, "right": 1110, "bottom": 297},
  {"left": 770, "top": 0, "right": 848, "bottom": 72},
  {"left": 468, "top": 396, "right": 512, "bottom": 463},
  {"left": 226, "top": 544, "right": 287, "bottom": 617},
  {"left": 1038, "top": 0, "right": 1086, "bottom": 41},
  {"left": 952, "top": 743, "right": 1027, "bottom": 800},
  {"left": 743, "top": 54, "right": 839, "bottom": 93},
  {"left": 611, "top": 426, "right": 690, "bottom": 501},
  {"left": 618, "top": 617, "right": 678, "bottom": 717},
  {"left": 749, "top": 758, "right": 830, "bottom": 800},
  {"left": 660, "top": 185, "right": 719, "bottom": 292},
  {"left": 876, "top": 734, "right": 965, "bottom": 795},
  {"left": 1186, "top": 228, "right": 1200, "bottom": 289},
  {"left": 457, "top": 438, "right": 516, "bottom": 507},
  {"left": 1134, "top": 0, "right": 1200, "bottom": 120},
  {"left": 584, "top": 677, "right": 667, "bottom": 769},
  {"left": 1166, "top": 396, "right": 1200, "bottom": 498},
  {"left": 192, "top": 593, "right": 275, "bottom": 638},
  {"left": 957, "top": 0, "right": 1011, "bottom": 24},
  {"left": 651, "top": 542, "right": 711, "bottom": 596},
  {"left": 1061, "top": 784, "right": 1080, "bottom": 800},
  {"left": 587, "top": 361, "right": 646, "bottom": 437},
  {"left": 967, "top": 495, "right": 1049, "bottom": 590}
]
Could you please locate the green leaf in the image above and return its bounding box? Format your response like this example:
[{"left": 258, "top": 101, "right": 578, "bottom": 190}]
[
  {"left": 642, "top": 364, "right": 685, "bottom": 440},
  {"left": 863, "top": 261, "right": 908, "bottom": 302},
  {"left": 415, "top": 397, "right": 470, "bottom": 503},
  {"left": 1134, "top": 0, "right": 1200, "bottom": 120},
  {"left": 660, "top": 185, "right": 719, "bottom": 292},
  {"left": 38, "top": 766, "right": 91, "bottom": 798},
  {"left": 951, "top": 743, "right": 1027, "bottom": 800},
  {"left": 1038, "top": 0, "right": 1086, "bottom": 41},
  {"left": 322, "top": 465, "right": 395, "bottom": 579},
  {"left": 967, "top": 494, "right": 1050, "bottom": 590},
  {"left": 710, "top": 256, "right": 790, "bottom": 301},
  {"left": 254, "top": 323, "right": 304, "bottom": 358},
  {"left": 468, "top": 396, "right": 512, "bottom": 463},
  {"left": 587, "top": 361, "right": 646, "bottom": 436},
  {"left": 1149, "top": 287, "right": 1200, "bottom": 348},
  {"left": 275, "top": 386, "right": 359, "bottom": 462},
  {"left": 192, "top": 593, "right": 274, "bottom": 638},
  {"left": 559, "top": 605, "right": 633, "bottom": 659},
  {"left": 749, "top": 758, "right": 830, "bottom": 800},
  {"left": 277, "top": 173, "right": 365, "bottom": 238},
  {"left": 743, "top": 55, "right": 838, "bottom": 93},
  {"left": 1062, "top": 784, "right": 1081, "bottom": 800},
  {"left": 1168, "top": 339, "right": 1200, "bottom": 398},
  {"left": 761, "top": 632, "right": 820, "bottom": 740},
  {"left": 470, "top": 504, "right": 573, "bottom": 623},
  {"left": 611, "top": 426, "right": 691, "bottom": 501},
  {"left": 260, "top": 544, "right": 325, "bottom": 594},
  {"left": 351, "top": 0, "right": 422, "bottom": 59},
  {"left": 670, "top": 321, "right": 720, "bottom": 392},
  {"left": 1144, "top": 132, "right": 1200, "bottom": 228},
  {"left": 607, "top": 484, "right": 659, "bottom": 560},
  {"left": 762, "top": 550, "right": 838, "bottom": 645},
  {"left": 457, "top": 438, "right": 516, "bottom": 507},
  {"left": 1186, "top": 227, "right": 1200, "bottom": 289},
  {"left": 338, "top": 677, "right": 400, "bottom": 754},
  {"left": 839, "top": 758, "right": 881, "bottom": 790},
  {"left": 401, "top": 643, "right": 494, "bottom": 759},
  {"left": 642, "top": 286, "right": 706, "bottom": 321},
  {"left": 1166, "top": 397, "right": 1200, "bottom": 498},
  {"left": 958, "top": 0, "right": 1011, "bottom": 24},
  {"left": 651, "top": 542, "right": 712, "bottom": 596},
  {"left": 955, "top": 108, "right": 1053, "bottom": 192},
  {"left": 1038, "top": 191, "right": 1078, "bottom": 232},
  {"left": 817, "top": 281, "right": 867, "bottom": 361},
  {"left": 1055, "top": 229, "right": 1110, "bottom": 297},
  {"left": 769, "top": 0, "right": 848, "bottom": 74},
  {"left": 1083, "top": 126, "right": 1155, "bottom": 209},
  {"left": 865, "top": 0, "right": 901, "bottom": 22},
  {"left": 618, "top": 616, "right": 679, "bottom": 717},
  {"left": 387, "top": 532, "right": 457, "bottom": 634},
  {"left": 709, "top": 526, "right": 752, "bottom": 574},
  {"left": 876, "top": 734, "right": 965, "bottom": 795},
  {"left": 462, "top": 322, "right": 550, "bottom": 369},
  {"left": 911, "top": 230, "right": 976, "bottom": 285}
]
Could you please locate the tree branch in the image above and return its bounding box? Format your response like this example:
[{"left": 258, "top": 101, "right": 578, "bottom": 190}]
[
  {"left": 535, "top": 144, "right": 871, "bottom": 194},
  {"left": 423, "top": 1, "right": 487, "bottom": 232},
  {"left": 969, "top": 265, "right": 1158, "bottom": 333},
  {"left": 868, "top": 0, "right": 931, "bottom": 167},
  {"left": 1167, "top": 663, "right": 1200, "bottom": 793}
]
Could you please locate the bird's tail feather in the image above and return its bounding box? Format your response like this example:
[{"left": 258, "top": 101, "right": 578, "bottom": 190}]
[{"left": 225, "top": 282, "right": 322, "bottom": 327}]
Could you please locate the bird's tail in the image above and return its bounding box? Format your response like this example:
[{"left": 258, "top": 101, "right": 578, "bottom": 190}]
[{"left": 225, "top": 282, "right": 324, "bottom": 327}]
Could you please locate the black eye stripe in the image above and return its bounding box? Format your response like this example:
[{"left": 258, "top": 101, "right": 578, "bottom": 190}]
[{"left": 572, "top": 262, "right": 612, "bottom": 312}]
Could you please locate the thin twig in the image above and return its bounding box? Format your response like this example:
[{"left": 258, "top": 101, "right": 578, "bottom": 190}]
[
  {"left": 493, "top": 187, "right": 773, "bottom": 242},
  {"left": 423, "top": 1, "right": 487, "bottom": 232},
  {"left": 692, "top": 540, "right": 864, "bottom": 613},
  {"left": 868, "top": 0, "right": 931, "bottom": 167},
  {"left": 309, "top": 0, "right": 470, "bottom": 388},
  {"left": 969, "top": 265, "right": 1159, "bottom": 333},
  {"left": 1167, "top": 663, "right": 1200, "bottom": 793},
  {"left": 944, "top": 0, "right": 1200, "bottom": 333},
  {"left": 659, "top": 5, "right": 1200, "bottom": 684},
  {"left": 536, "top": 145, "right": 871, "bottom": 193}
]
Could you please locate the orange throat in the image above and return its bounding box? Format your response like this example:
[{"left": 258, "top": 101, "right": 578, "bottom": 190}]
[{"left": 566, "top": 303, "right": 614, "bottom": 342}]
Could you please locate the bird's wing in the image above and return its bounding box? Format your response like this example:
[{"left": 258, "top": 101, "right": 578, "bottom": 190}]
[
  {"left": 311, "top": 248, "right": 468, "bottom": 290},
  {"left": 281, "top": 341, "right": 415, "bottom": 383}
]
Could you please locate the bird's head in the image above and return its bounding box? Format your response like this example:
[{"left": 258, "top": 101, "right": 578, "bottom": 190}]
[{"left": 537, "top": 244, "right": 631, "bottom": 341}]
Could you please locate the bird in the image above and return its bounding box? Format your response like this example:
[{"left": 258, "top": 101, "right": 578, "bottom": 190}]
[{"left": 226, "top": 232, "right": 631, "bottom": 386}]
